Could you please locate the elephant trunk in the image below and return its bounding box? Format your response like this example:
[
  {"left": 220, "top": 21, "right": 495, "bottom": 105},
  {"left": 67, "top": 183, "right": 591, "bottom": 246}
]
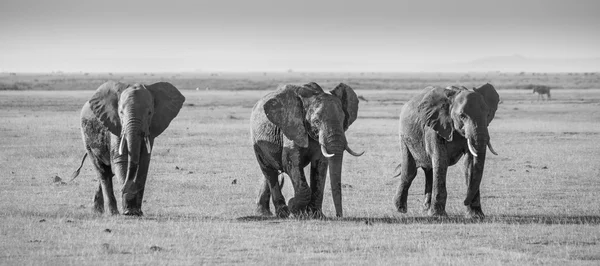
[
  {"left": 464, "top": 150, "right": 486, "bottom": 206},
  {"left": 125, "top": 118, "right": 142, "bottom": 166},
  {"left": 122, "top": 116, "right": 142, "bottom": 203},
  {"left": 319, "top": 130, "right": 347, "bottom": 155},
  {"left": 464, "top": 127, "right": 489, "bottom": 206},
  {"left": 121, "top": 118, "right": 143, "bottom": 215},
  {"left": 319, "top": 131, "right": 346, "bottom": 217},
  {"left": 328, "top": 153, "right": 344, "bottom": 217}
]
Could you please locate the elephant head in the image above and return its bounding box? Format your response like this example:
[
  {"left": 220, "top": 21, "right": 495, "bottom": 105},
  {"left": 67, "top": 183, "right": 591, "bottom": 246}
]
[
  {"left": 88, "top": 81, "right": 185, "bottom": 211},
  {"left": 262, "top": 82, "right": 362, "bottom": 217},
  {"left": 418, "top": 83, "right": 499, "bottom": 206}
]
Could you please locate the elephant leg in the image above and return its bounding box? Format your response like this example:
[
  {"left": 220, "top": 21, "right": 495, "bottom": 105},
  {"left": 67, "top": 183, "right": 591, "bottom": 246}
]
[
  {"left": 93, "top": 182, "right": 104, "bottom": 214},
  {"left": 87, "top": 151, "right": 118, "bottom": 215},
  {"left": 422, "top": 168, "right": 433, "bottom": 212},
  {"left": 129, "top": 150, "right": 152, "bottom": 216},
  {"left": 464, "top": 154, "right": 484, "bottom": 218},
  {"left": 262, "top": 167, "right": 288, "bottom": 218},
  {"left": 465, "top": 190, "right": 483, "bottom": 219},
  {"left": 308, "top": 159, "right": 328, "bottom": 219},
  {"left": 100, "top": 176, "right": 119, "bottom": 215},
  {"left": 285, "top": 166, "right": 311, "bottom": 216},
  {"left": 429, "top": 163, "right": 448, "bottom": 217},
  {"left": 393, "top": 141, "right": 418, "bottom": 213},
  {"left": 256, "top": 177, "right": 273, "bottom": 216},
  {"left": 283, "top": 150, "right": 311, "bottom": 216},
  {"left": 112, "top": 156, "right": 128, "bottom": 215}
]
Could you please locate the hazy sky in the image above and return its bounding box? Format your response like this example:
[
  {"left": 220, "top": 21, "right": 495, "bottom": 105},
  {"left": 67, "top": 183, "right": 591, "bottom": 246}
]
[{"left": 1, "top": 0, "right": 599, "bottom": 72}]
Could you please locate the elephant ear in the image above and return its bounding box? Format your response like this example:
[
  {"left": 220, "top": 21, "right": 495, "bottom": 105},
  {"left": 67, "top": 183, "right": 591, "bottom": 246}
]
[
  {"left": 303, "top": 82, "right": 325, "bottom": 94},
  {"left": 88, "top": 81, "right": 129, "bottom": 135},
  {"left": 418, "top": 87, "right": 454, "bottom": 141},
  {"left": 473, "top": 83, "right": 499, "bottom": 125},
  {"left": 330, "top": 83, "right": 359, "bottom": 130},
  {"left": 146, "top": 82, "right": 186, "bottom": 138},
  {"left": 263, "top": 85, "right": 316, "bottom": 148}
]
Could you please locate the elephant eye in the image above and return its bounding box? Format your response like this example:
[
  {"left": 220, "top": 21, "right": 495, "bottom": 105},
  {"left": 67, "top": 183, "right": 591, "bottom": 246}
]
[{"left": 459, "top": 113, "right": 468, "bottom": 120}]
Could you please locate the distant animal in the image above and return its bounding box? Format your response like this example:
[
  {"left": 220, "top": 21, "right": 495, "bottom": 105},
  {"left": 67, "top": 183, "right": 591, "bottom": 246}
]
[
  {"left": 527, "top": 85, "right": 551, "bottom": 101},
  {"left": 71, "top": 81, "right": 185, "bottom": 216},
  {"left": 251, "top": 82, "right": 363, "bottom": 218},
  {"left": 393, "top": 83, "right": 499, "bottom": 219}
]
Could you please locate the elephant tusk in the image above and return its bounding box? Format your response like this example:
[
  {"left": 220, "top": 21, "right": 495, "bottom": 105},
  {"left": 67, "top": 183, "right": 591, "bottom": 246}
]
[
  {"left": 144, "top": 136, "right": 152, "bottom": 154},
  {"left": 345, "top": 145, "right": 364, "bottom": 157},
  {"left": 119, "top": 134, "right": 126, "bottom": 155},
  {"left": 321, "top": 145, "right": 335, "bottom": 158},
  {"left": 487, "top": 140, "right": 498, "bottom": 155},
  {"left": 467, "top": 138, "right": 478, "bottom": 157}
]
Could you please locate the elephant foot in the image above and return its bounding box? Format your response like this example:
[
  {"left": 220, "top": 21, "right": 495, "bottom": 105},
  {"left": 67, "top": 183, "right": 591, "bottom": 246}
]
[
  {"left": 306, "top": 207, "right": 326, "bottom": 220},
  {"left": 310, "top": 210, "right": 326, "bottom": 220},
  {"left": 290, "top": 210, "right": 311, "bottom": 220},
  {"left": 291, "top": 208, "right": 324, "bottom": 220},
  {"left": 422, "top": 193, "right": 431, "bottom": 212},
  {"left": 255, "top": 206, "right": 272, "bottom": 217},
  {"left": 395, "top": 201, "right": 407, "bottom": 213},
  {"left": 427, "top": 208, "right": 448, "bottom": 217},
  {"left": 275, "top": 206, "right": 290, "bottom": 218},
  {"left": 421, "top": 203, "right": 431, "bottom": 213},
  {"left": 396, "top": 206, "right": 407, "bottom": 213},
  {"left": 393, "top": 194, "right": 407, "bottom": 213},
  {"left": 465, "top": 206, "right": 485, "bottom": 219},
  {"left": 93, "top": 198, "right": 104, "bottom": 214},
  {"left": 123, "top": 209, "right": 144, "bottom": 216},
  {"left": 92, "top": 203, "right": 104, "bottom": 214},
  {"left": 288, "top": 197, "right": 309, "bottom": 217},
  {"left": 289, "top": 207, "right": 308, "bottom": 218}
]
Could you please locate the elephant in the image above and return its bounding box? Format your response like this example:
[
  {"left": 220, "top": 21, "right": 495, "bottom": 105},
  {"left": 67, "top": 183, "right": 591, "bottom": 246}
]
[
  {"left": 528, "top": 85, "right": 551, "bottom": 101},
  {"left": 393, "top": 83, "right": 499, "bottom": 218},
  {"left": 251, "top": 82, "right": 363, "bottom": 218},
  {"left": 71, "top": 81, "right": 185, "bottom": 215}
]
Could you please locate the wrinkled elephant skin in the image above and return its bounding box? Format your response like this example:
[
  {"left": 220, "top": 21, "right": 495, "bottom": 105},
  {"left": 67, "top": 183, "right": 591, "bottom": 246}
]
[
  {"left": 393, "top": 84, "right": 499, "bottom": 218},
  {"left": 72, "top": 81, "right": 185, "bottom": 215},
  {"left": 251, "top": 82, "right": 362, "bottom": 218}
]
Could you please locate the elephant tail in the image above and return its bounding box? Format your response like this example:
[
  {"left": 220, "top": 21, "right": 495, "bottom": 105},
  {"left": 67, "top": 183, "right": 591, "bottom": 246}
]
[
  {"left": 392, "top": 163, "right": 402, "bottom": 178},
  {"left": 69, "top": 153, "right": 88, "bottom": 182}
]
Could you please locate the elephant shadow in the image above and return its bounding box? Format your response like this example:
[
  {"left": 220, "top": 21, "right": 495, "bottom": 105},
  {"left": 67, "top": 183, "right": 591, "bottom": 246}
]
[
  {"left": 15, "top": 208, "right": 600, "bottom": 226},
  {"left": 236, "top": 214, "right": 600, "bottom": 225}
]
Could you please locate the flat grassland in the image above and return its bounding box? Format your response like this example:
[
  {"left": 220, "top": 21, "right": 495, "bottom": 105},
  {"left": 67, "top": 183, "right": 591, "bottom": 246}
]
[{"left": 1, "top": 74, "right": 599, "bottom": 264}]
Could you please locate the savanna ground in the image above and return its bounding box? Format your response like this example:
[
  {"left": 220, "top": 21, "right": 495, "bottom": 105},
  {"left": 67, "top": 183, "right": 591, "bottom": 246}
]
[{"left": 0, "top": 72, "right": 599, "bottom": 265}]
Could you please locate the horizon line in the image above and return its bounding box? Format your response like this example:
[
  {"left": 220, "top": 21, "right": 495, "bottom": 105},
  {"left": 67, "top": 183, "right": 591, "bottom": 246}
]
[{"left": 2, "top": 70, "right": 599, "bottom": 74}]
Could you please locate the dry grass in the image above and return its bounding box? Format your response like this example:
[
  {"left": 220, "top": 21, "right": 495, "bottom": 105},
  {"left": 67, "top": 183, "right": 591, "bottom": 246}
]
[{"left": 0, "top": 82, "right": 599, "bottom": 264}]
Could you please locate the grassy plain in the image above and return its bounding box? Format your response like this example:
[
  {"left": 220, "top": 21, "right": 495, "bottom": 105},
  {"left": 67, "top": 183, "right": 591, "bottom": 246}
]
[{"left": 0, "top": 74, "right": 599, "bottom": 265}]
